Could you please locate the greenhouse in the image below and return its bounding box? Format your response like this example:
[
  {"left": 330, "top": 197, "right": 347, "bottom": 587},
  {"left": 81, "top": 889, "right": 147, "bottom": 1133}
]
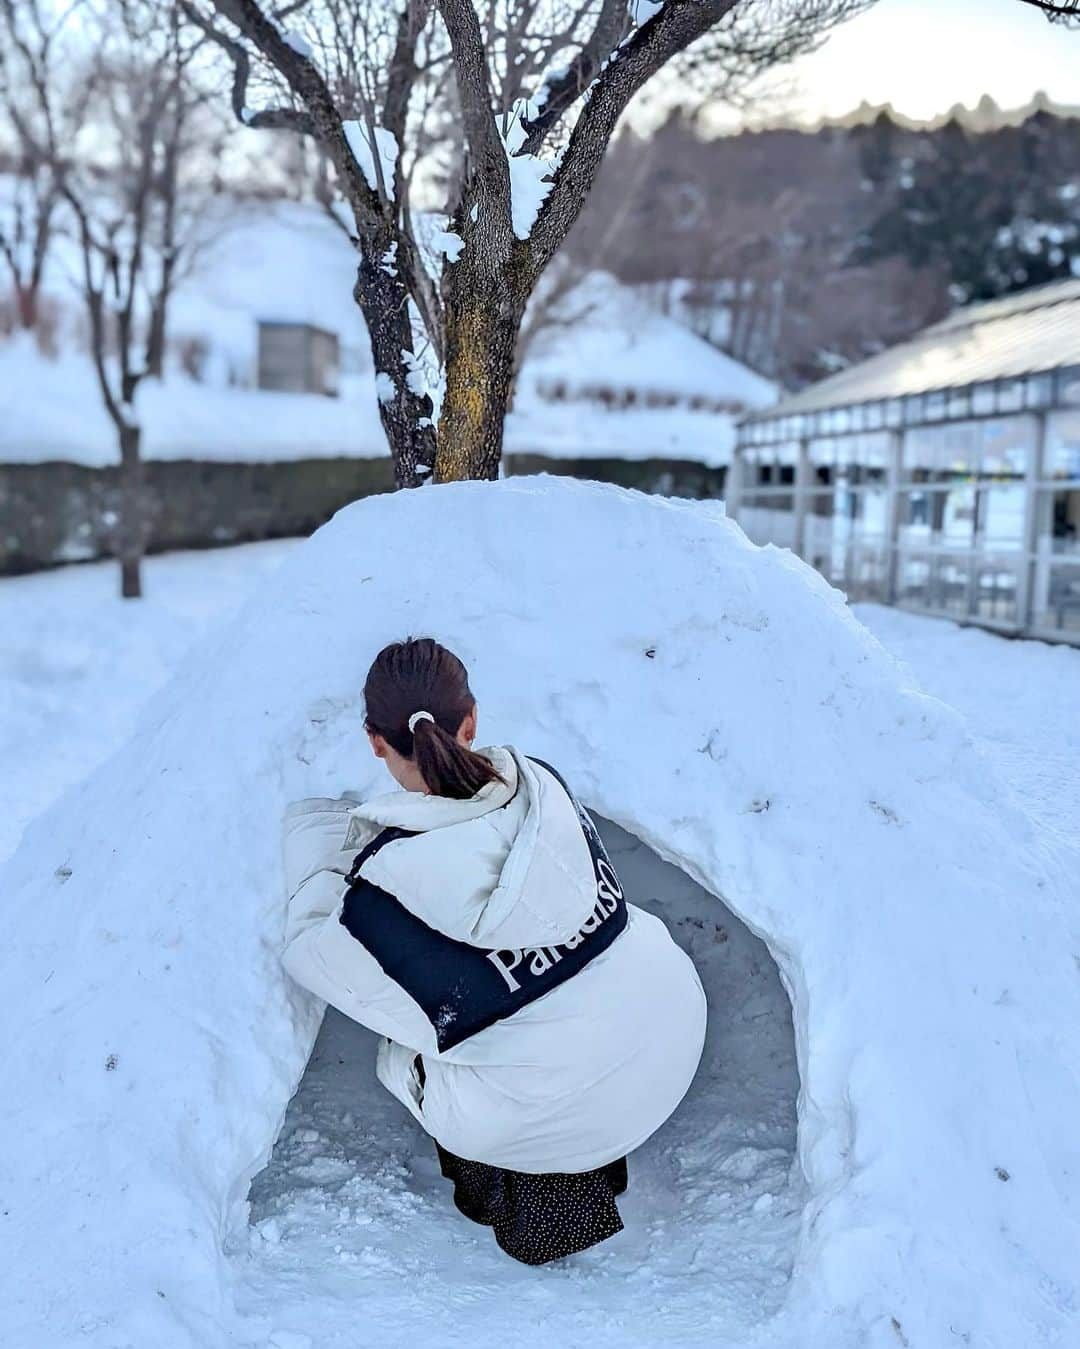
[{"left": 730, "top": 280, "right": 1080, "bottom": 644}]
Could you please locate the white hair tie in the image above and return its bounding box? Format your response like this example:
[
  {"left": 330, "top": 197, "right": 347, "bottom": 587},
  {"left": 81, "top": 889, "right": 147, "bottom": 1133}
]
[{"left": 408, "top": 710, "right": 435, "bottom": 733}]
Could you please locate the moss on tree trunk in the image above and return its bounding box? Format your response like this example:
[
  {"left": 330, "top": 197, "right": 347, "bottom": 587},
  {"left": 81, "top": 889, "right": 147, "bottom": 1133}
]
[{"left": 435, "top": 287, "right": 523, "bottom": 482}]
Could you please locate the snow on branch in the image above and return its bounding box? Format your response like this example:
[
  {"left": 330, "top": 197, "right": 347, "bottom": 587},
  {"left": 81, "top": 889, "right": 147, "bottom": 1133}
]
[
  {"left": 342, "top": 120, "right": 400, "bottom": 200},
  {"left": 501, "top": 102, "right": 559, "bottom": 240}
]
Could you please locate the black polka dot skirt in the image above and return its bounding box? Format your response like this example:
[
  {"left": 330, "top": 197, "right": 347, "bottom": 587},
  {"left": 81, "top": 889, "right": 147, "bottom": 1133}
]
[{"left": 434, "top": 1141, "right": 628, "bottom": 1265}]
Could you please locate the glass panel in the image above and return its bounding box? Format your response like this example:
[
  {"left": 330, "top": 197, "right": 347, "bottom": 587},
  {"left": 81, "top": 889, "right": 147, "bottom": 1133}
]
[
  {"left": 925, "top": 390, "right": 947, "bottom": 421},
  {"left": 903, "top": 416, "right": 1033, "bottom": 483},
  {"left": 979, "top": 420, "right": 1030, "bottom": 477},
  {"left": 1025, "top": 373, "right": 1053, "bottom": 410},
  {"left": 941, "top": 483, "right": 977, "bottom": 549},
  {"left": 802, "top": 496, "right": 835, "bottom": 574},
  {"left": 931, "top": 554, "right": 974, "bottom": 617},
  {"left": 847, "top": 546, "right": 890, "bottom": 602},
  {"left": 1033, "top": 562, "right": 1080, "bottom": 635},
  {"left": 903, "top": 424, "right": 976, "bottom": 477},
  {"left": 1034, "top": 488, "right": 1080, "bottom": 556},
  {"left": 1045, "top": 410, "right": 1080, "bottom": 481},
  {"left": 997, "top": 380, "right": 1025, "bottom": 413},
  {"left": 973, "top": 559, "right": 1020, "bottom": 625},
  {"left": 860, "top": 487, "right": 889, "bottom": 537},
  {"left": 744, "top": 449, "right": 798, "bottom": 490},
  {"left": 898, "top": 490, "right": 934, "bottom": 546},
  {"left": 978, "top": 485, "right": 1026, "bottom": 551},
  {"left": 947, "top": 388, "right": 971, "bottom": 420},
  {"left": 972, "top": 384, "right": 996, "bottom": 416},
  {"left": 899, "top": 541, "right": 975, "bottom": 614},
  {"left": 897, "top": 552, "right": 932, "bottom": 608},
  {"left": 885, "top": 399, "right": 903, "bottom": 428},
  {"left": 1056, "top": 369, "right": 1080, "bottom": 408},
  {"left": 808, "top": 437, "right": 837, "bottom": 467}
]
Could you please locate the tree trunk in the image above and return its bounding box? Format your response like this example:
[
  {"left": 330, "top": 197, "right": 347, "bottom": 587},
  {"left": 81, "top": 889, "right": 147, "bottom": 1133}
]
[
  {"left": 352, "top": 249, "right": 437, "bottom": 489},
  {"left": 15, "top": 283, "right": 37, "bottom": 331},
  {"left": 435, "top": 284, "right": 523, "bottom": 483},
  {"left": 118, "top": 422, "right": 145, "bottom": 599}
]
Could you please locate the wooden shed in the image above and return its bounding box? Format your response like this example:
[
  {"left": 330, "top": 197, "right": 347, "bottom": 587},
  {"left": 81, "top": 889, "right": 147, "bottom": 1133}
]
[{"left": 257, "top": 322, "right": 340, "bottom": 397}]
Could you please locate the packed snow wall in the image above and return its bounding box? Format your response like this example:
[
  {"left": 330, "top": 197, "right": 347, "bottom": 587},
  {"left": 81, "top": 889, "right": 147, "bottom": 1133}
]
[{"left": 1, "top": 477, "right": 1077, "bottom": 1349}]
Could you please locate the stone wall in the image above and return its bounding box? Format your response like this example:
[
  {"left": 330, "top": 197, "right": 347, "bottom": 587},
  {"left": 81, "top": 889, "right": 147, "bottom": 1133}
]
[{"left": 0, "top": 453, "right": 725, "bottom": 575}]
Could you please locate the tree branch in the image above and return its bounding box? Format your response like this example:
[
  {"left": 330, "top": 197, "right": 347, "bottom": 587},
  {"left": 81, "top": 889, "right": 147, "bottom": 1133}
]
[
  {"left": 383, "top": 0, "right": 432, "bottom": 161},
  {"left": 196, "top": 0, "right": 383, "bottom": 226},
  {"left": 1016, "top": 0, "right": 1080, "bottom": 20},
  {"left": 528, "top": 0, "right": 738, "bottom": 274},
  {"left": 518, "top": 0, "right": 630, "bottom": 155},
  {"left": 178, "top": 2, "right": 316, "bottom": 133},
  {"left": 435, "top": 0, "right": 513, "bottom": 245}
]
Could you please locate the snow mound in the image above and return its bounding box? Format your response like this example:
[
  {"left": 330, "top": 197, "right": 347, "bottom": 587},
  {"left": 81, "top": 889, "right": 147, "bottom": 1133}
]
[{"left": 1, "top": 477, "right": 1077, "bottom": 1348}]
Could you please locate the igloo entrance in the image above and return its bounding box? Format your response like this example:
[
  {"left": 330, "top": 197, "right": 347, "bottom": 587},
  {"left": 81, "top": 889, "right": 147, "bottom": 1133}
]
[{"left": 236, "top": 816, "right": 802, "bottom": 1343}]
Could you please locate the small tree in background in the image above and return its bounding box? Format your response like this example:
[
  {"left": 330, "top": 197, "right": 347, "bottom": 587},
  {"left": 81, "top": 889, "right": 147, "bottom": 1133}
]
[
  {"left": 183, "top": 0, "right": 871, "bottom": 486},
  {"left": 1, "top": 0, "right": 225, "bottom": 597}
]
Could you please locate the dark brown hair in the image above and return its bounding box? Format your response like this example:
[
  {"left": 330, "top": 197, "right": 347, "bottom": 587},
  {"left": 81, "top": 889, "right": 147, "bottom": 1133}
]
[{"left": 363, "top": 637, "right": 506, "bottom": 800}]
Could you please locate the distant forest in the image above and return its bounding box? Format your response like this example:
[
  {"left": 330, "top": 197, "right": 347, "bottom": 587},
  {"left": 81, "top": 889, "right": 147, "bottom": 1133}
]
[{"left": 568, "top": 107, "right": 1080, "bottom": 389}]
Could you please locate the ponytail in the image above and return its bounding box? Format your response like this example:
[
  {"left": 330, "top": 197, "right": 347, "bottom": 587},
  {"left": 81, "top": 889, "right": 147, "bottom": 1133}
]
[
  {"left": 363, "top": 637, "right": 505, "bottom": 800},
  {"left": 409, "top": 714, "right": 502, "bottom": 799}
]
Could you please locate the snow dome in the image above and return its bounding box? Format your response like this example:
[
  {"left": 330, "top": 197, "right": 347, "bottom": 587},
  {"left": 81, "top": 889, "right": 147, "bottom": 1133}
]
[{"left": 1, "top": 477, "right": 1077, "bottom": 1349}]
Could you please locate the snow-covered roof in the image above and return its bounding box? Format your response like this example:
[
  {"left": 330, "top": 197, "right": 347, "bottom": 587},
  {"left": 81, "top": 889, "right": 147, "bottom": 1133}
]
[
  {"left": 746, "top": 278, "right": 1080, "bottom": 425},
  {"left": 522, "top": 272, "right": 777, "bottom": 411}
]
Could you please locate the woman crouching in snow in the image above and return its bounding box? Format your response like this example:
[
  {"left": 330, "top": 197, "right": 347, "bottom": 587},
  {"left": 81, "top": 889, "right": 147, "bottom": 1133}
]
[{"left": 281, "top": 637, "right": 707, "bottom": 1265}]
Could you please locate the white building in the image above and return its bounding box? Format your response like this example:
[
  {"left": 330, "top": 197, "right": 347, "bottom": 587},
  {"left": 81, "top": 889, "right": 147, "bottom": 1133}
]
[{"left": 730, "top": 280, "right": 1080, "bottom": 645}]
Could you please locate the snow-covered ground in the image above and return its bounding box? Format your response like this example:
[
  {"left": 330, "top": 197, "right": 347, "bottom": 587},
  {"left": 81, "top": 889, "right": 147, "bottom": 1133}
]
[
  {"left": 0, "top": 541, "right": 294, "bottom": 863},
  {"left": 0, "top": 332, "right": 748, "bottom": 467},
  {"left": 1, "top": 485, "right": 1078, "bottom": 1348},
  {"left": 854, "top": 603, "right": 1080, "bottom": 848}
]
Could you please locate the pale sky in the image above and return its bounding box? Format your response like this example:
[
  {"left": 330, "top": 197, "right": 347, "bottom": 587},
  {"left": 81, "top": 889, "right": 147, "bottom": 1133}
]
[{"left": 739, "top": 0, "right": 1080, "bottom": 125}]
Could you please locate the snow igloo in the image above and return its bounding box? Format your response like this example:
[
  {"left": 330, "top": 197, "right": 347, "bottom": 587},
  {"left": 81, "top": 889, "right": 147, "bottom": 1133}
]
[{"left": 2, "top": 477, "right": 1077, "bottom": 1349}]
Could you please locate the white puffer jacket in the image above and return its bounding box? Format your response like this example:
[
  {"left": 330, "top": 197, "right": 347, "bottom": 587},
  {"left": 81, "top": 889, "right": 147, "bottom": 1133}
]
[{"left": 281, "top": 746, "right": 706, "bottom": 1173}]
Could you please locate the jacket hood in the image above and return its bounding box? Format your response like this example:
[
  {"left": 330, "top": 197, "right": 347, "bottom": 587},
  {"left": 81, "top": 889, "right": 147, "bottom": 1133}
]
[{"left": 345, "top": 746, "right": 600, "bottom": 950}]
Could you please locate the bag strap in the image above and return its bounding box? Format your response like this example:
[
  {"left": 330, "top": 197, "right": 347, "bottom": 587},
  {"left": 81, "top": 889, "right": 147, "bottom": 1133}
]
[{"left": 345, "top": 825, "right": 418, "bottom": 886}]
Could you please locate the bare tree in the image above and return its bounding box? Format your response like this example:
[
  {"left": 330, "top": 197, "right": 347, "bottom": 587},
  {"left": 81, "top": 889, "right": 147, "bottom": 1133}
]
[
  {"left": 183, "top": 0, "right": 871, "bottom": 484},
  {"left": 0, "top": 2, "right": 90, "bottom": 332},
  {"left": 0, "top": 147, "right": 57, "bottom": 333},
  {"left": 2, "top": 0, "right": 222, "bottom": 597}
]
